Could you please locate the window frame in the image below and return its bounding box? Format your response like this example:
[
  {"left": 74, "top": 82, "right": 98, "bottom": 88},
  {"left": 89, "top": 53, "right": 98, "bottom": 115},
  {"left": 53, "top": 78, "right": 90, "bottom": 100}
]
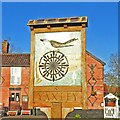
[
  {"left": 10, "top": 67, "right": 21, "bottom": 85},
  {"left": 10, "top": 92, "right": 20, "bottom": 102},
  {"left": 22, "top": 95, "right": 28, "bottom": 102},
  {"left": 16, "top": 93, "right": 20, "bottom": 102},
  {"left": 11, "top": 93, "right": 15, "bottom": 101}
]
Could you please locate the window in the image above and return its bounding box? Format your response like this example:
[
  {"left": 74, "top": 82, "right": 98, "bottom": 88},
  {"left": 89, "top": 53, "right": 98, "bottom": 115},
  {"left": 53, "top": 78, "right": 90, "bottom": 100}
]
[
  {"left": 11, "top": 93, "right": 15, "bottom": 101},
  {"left": 10, "top": 67, "right": 21, "bottom": 85},
  {"left": 10, "top": 93, "right": 20, "bottom": 102},
  {"left": 22, "top": 96, "right": 28, "bottom": 102},
  {"left": 16, "top": 93, "right": 20, "bottom": 102}
]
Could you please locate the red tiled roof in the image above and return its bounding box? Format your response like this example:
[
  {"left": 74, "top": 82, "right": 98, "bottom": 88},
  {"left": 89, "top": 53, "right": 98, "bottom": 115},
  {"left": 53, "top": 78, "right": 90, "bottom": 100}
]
[
  {"left": 0, "top": 51, "right": 105, "bottom": 67},
  {"left": 0, "top": 54, "right": 30, "bottom": 67}
]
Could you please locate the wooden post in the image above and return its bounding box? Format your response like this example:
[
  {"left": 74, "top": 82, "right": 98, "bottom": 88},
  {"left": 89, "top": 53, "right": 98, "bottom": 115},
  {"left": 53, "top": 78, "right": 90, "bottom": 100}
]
[
  {"left": 51, "top": 102, "right": 62, "bottom": 120},
  {"left": 28, "top": 29, "right": 34, "bottom": 109},
  {"left": 81, "top": 25, "right": 88, "bottom": 109}
]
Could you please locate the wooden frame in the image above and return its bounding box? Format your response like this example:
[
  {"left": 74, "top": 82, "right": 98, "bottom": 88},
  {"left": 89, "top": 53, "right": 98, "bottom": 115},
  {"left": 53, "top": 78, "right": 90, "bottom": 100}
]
[{"left": 28, "top": 21, "right": 88, "bottom": 110}]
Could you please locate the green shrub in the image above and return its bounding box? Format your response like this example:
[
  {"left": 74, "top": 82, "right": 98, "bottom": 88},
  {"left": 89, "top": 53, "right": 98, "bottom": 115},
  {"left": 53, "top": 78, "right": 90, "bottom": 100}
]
[{"left": 74, "top": 114, "right": 81, "bottom": 119}]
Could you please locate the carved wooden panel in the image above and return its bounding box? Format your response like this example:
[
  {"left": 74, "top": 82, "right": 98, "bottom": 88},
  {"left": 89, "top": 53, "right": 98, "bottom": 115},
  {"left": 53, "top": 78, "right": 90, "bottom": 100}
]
[{"left": 28, "top": 21, "right": 87, "bottom": 110}]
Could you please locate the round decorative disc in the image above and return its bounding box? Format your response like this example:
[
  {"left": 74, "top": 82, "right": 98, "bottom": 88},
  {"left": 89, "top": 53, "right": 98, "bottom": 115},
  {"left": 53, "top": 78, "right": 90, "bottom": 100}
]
[{"left": 39, "top": 51, "right": 69, "bottom": 82}]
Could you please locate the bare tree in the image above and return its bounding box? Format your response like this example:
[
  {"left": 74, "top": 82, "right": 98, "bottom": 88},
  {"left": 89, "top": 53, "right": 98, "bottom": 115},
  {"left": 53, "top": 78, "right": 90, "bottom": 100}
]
[
  {"left": 7, "top": 37, "right": 22, "bottom": 53},
  {"left": 105, "top": 53, "right": 120, "bottom": 87}
]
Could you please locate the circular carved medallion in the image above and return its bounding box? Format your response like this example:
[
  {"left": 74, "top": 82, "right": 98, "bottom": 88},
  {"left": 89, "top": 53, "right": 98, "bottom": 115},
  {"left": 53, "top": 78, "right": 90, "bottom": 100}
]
[{"left": 39, "top": 51, "right": 69, "bottom": 82}]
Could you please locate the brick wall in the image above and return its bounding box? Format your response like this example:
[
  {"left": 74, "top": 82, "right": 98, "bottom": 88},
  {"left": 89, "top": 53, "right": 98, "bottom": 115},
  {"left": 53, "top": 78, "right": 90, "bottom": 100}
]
[
  {"left": 1, "top": 67, "right": 10, "bottom": 107},
  {"left": 86, "top": 53, "right": 104, "bottom": 109},
  {"left": 0, "top": 53, "right": 104, "bottom": 110},
  {"left": 0, "top": 67, "right": 30, "bottom": 108}
]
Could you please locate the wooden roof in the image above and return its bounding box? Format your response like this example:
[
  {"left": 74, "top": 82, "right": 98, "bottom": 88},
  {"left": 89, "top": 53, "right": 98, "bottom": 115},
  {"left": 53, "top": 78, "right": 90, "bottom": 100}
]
[{"left": 27, "top": 16, "right": 88, "bottom": 27}]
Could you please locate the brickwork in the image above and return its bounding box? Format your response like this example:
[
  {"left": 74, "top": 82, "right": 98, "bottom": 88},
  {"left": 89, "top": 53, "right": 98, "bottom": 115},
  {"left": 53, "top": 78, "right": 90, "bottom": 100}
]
[
  {"left": 2, "top": 40, "right": 9, "bottom": 53},
  {"left": 0, "top": 52, "right": 104, "bottom": 110},
  {"left": 1, "top": 67, "right": 10, "bottom": 107},
  {"left": 86, "top": 53, "right": 104, "bottom": 109},
  {"left": 0, "top": 67, "right": 30, "bottom": 109}
]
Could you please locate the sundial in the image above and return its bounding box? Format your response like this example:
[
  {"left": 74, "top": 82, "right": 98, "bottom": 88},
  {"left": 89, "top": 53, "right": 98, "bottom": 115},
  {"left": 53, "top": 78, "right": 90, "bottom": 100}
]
[{"left": 39, "top": 50, "right": 69, "bottom": 82}]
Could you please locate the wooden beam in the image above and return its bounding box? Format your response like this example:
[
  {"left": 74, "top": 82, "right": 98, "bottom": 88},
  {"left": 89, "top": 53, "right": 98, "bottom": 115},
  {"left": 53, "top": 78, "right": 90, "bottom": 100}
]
[
  {"left": 33, "top": 26, "right": 82, "bottom": 33},
  {"left": 81, "top": 27, "right": 88, "bottom": 109},
  {"left": 28, "top": 29, "right": 35, "bottom": 109}
]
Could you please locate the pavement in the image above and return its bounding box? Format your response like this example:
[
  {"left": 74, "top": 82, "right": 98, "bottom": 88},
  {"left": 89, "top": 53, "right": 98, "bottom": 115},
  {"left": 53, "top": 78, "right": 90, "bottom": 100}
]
[
  {"left": 1, "top": 116, "right": 120, "bottom": 120},
  {"left": 0, "top": 115, "right": 48, "bottom": 120}
]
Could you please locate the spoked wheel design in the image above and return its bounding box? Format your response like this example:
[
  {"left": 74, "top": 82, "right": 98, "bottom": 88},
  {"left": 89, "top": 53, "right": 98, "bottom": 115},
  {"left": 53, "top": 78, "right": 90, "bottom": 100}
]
[{"left": 39, "top": 51, "right": 69, "bottom": 82}]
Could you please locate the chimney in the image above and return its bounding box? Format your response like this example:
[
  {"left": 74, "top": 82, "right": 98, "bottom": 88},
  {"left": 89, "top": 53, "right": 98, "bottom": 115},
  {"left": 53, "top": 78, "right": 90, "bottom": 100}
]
[{"left": 2, "top": 40, "right": 9, "bottom": 53}]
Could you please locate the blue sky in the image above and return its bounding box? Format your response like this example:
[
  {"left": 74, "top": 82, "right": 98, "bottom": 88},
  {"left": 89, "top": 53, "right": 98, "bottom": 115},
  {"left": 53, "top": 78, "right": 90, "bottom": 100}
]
[{"left": 2, "top": 2, "right": 118, "bottom": 71}]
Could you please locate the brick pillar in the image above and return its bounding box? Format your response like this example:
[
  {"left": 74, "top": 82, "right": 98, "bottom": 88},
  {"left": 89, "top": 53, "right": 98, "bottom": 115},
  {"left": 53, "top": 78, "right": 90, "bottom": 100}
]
[{"left": 2, "top": 40, "right": 9, "bottom": 53}]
